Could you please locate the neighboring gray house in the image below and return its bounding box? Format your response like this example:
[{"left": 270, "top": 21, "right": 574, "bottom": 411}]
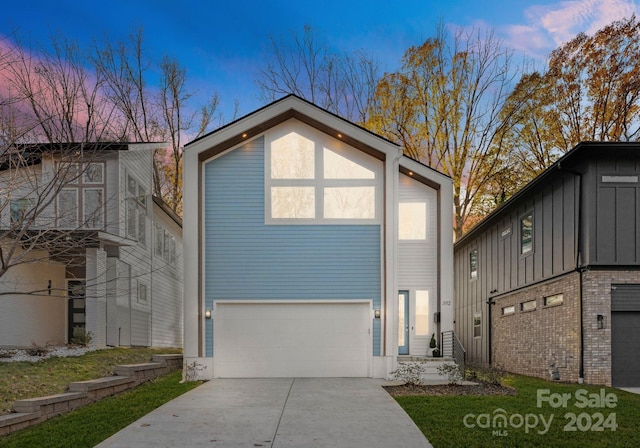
[
  {"left": 182, "top": 95, "right": 454, "bottom": 379},
  {"left": 0, "top": 143, "right": 183, "bottom": 349},
  {"left": 455, "top": 142, "right": 640, "bottom": 387}
]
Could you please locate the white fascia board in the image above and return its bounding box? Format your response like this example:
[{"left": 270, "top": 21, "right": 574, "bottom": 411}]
[
  {"left": 399, "top": 156, "right": 452, "bottom": 188},
  {"left": 186, "top": 96, "right": 403, "bottom": 161}
]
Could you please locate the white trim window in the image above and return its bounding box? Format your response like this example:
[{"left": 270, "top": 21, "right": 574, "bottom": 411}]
[
  {"left": 55, "top": 162, "right": 105, "bottom": 229},
  {"left": 265, "top": 124, "right": 382, "bottom": 224},
  {"left": 154, "top": 223, "right": 176, "bottom": 263},
  {"left": 126, "top": 174, "right": 147, "bottom": 246},
  {"left": 57, "top": 189, "right": 79, "bottom": 228}
]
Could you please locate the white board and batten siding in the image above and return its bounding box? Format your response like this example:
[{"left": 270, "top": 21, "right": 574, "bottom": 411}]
[{"left": 398, "top": 173, "right": 439, "bottom": 356}]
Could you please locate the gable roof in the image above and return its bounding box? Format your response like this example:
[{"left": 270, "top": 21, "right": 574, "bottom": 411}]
[
  {"left": 455, "top": 141, "right": 640, "bottom": 247},
  {"left": 185, "top": 94, "right": 403, "bottom": 162}
]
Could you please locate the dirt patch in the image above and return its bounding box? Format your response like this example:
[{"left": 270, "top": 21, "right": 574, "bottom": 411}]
[{"left": 384, "top": 382, "right": 516, "bottom": 397}]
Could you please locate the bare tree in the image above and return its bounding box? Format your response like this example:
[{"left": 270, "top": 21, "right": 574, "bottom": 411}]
[
  {"left": 367, "top": 24, "right": 526, "bottom": 238},
  {"left": 93, "top": 30, "right": 222, "bottom": 214},
  {"left": 257, "top": 25, "right": 381, "bottom": 124}
]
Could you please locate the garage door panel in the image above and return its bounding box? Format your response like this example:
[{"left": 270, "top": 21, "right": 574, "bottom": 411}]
[
  {"left": 214, "top": 302, "right": 371, "bottom": 378},
  {"left": 611, "top": 310, "right": 640, "bottom": 387}
]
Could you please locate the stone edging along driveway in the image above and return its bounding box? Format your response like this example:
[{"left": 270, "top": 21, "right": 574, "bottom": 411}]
[{"left": 0, "top": 354, "right": 183, "bottom": 437}]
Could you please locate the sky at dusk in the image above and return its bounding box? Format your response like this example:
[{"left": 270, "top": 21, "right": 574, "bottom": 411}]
[{"left": 2, "top": 0, "right": 640, "bottom": 123}]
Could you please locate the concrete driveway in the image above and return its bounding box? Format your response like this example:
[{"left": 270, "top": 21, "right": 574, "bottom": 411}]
[{"left": 96, "top": 378, "right": 433, "bottom": 448}]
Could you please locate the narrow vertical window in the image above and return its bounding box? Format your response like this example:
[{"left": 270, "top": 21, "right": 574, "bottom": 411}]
[
  {"left": 470, "top": 249, "right": 478, "bottom": 279},
  {"left": 473, "top": 312, "right": 482, "bottom": 338},
  {"left": 520, "top": 212, "right": 533, "bottom": 255}
]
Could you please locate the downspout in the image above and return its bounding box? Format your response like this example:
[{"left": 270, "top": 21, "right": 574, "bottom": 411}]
[{"left": 559, "top": 162, "right": 584, "bottom": 383}]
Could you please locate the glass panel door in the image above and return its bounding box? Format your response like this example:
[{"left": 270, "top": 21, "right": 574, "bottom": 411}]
[{"left": 398, "top": 291, "right": 409, "bottom": 355}]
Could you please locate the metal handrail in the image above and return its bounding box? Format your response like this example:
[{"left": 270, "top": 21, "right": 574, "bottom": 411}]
[{"left": 441, "top": 330, "right": 466, "bottom": 379}]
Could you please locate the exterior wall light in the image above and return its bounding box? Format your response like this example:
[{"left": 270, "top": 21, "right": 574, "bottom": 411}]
[
  {"left": 374, "top": 309, "right": 381, "bottom": 319},
  {"left": 597, "top": 314, "right": 606, "bottom": 329},
  {"left": 205, "top": 310, "right": 212, "bottom": 319}
]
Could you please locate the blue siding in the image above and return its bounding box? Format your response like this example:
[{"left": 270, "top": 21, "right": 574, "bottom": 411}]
[{"left": 204, "top": 137, "right": 382, "bottom": 356}]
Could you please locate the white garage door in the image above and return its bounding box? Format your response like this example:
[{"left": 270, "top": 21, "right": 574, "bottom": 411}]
[{"left": 214, "top": 301, "right": 371, "bottom": 378}]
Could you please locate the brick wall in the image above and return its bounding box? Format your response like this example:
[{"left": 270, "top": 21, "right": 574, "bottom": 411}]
[
  {"left": 581, "top": 269, "right": 640, "bottom": 386},
  {"left": 492, "top": 273, "right": 581, "bottom": 382},
  {"left": 491, "top": 269, "right": 640, "bottom": 386}
]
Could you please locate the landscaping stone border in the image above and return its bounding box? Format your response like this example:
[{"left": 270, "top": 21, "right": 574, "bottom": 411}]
[{"left": 0, "top": 354, "right": 183, "bottom": 437}]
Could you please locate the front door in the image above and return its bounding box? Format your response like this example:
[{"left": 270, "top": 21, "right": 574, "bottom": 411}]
[
  {"left": 67, "top": 280, "right": 86, "bottom": 342},
  {"left": 398, "top": 291, "right": 409, "bottom": 355}
]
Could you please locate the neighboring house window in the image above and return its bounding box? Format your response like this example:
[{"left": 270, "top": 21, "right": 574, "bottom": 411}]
[
  {"left": 83, "top": 163, "right": 104, "bottom": 184},
  {"left": 58, "top": 189, "right": 79, "bottom": 228},
  {"left": 10, "top": 198, "right": 34, "bottom": 225},
  {"left": 473, "top": 312, "right": 482, "bottom": 338},
  {"left": 126, "top": 175, "right": 147, "bottom": 245},
  {"left": 544, "top": 294, "right": 564, "bottom": 307},
  {"left": 470, "top": 249, "right": 478, "bottom": 279},
  {"left": 154, "top": 223, "right": 176, "bottom": 263},
  {"left": 520, "top": 212, "right": 533, "bottom": 255},
  {"left": 399, "top": 203, "right": 427, "bottom": 239},
  {"left": 56, "top": 162, "right": 105, "bottom": 229},
  {"left": 502, "top": 305, "right": 515, "bottom": 316},
  {"left": 520, "top": 299, "right": 537, "bottom": 312},
  {"left": 266, "top": 130, "right": 380, "bottom": 223},
  {"left": 137, "top": 281, "right": 148, "bottom": 304}
]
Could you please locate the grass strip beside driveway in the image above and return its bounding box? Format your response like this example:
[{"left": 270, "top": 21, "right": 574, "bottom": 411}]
[
  {"left": 0, "top": 370, "right": 200, "bottom": 448},
  {"left": 396, "top": 375, "right": 640, "bottom": 448},
  {"left": 0, "top": 347, "right": 181, "bottom": 415}
]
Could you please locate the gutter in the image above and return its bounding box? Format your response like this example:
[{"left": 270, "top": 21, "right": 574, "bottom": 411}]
[{"left": 558, "top": 162, "right": 585, "bottom": 383}]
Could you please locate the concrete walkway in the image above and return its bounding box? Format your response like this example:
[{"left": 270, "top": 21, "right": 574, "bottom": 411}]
[{"left": 96, "top": 378, "right": 432, "bottom": 448}]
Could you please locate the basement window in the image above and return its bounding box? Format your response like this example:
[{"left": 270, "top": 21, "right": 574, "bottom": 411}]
[
  {"left": 502, "top": 305, "right": 515, "bottom": 316},
  {"left": 520, "top": 299, "right": 537, "bottom": 312},
  {"left": 544, "top": 294, "right": 564, "bottom": 307}
]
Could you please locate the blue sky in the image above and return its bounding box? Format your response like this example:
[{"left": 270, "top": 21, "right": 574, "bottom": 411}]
[{"left": 2, "top": 0, "right": 639, "bottom": 121}]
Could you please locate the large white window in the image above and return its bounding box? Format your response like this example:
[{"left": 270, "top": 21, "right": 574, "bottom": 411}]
[
  {"left": 415, "top": 290, "right": 429, "bottom": 336},
  {"left": 266, "top": 125, "right": 381, "bottom": 224},
  {"left": 83, "top": 189, "right": 104, "bottom": 229},
  {"left": 399, "top": 202, "right": 427, "bottom": 239}
]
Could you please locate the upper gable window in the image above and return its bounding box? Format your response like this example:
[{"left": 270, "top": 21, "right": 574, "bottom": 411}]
[
  {"left": 271, "top": 133, "right": 315, "bottom": 179},
  {"left": 265, "top": 123, "right": 382, "bottom": 224}
]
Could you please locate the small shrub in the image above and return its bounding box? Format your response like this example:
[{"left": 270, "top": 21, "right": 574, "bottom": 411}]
[
  {"left": 465, "top": 365, "right": 508, "bottom": 385},
  {"left": 390, "top": 362, "right": 425, "bottom": 386},
  {"left": 70, "top": 328, "right": 94, "bottom": 347},
  {"left": 429, "top": 333, "right": 437, "bottom": 349},
  {"left": 25, "top": 342, "right": 50, "bottom": 357},
  {"left": 437, "top": 363, "right": 463, "bottom": 385}
]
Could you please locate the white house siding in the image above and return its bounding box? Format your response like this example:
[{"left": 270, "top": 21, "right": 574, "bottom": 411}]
[
  {"left": 398, "top": 173, "right": 439, "bottom": 356},
  {"left": 85, "top": 248, "right": 108, "bottom": 345},
  {"left": 0, "top": 253, "right": 66, "bottom": 347},
  {"left": 150, "top": 204, "right": 183, "bottom": 348},
  {"left": 104, "top": 156, "right": 120, "bottom": 236}
]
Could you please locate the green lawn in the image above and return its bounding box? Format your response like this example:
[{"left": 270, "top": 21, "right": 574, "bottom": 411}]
[
  {"left": 0, "top": 370, "right": 201, "bottom": 448},
  {"left": 0, "top": 347, "right": 181, "bottom": 415},
  {"left": 397, "top": 375, "right": 640, "bottom": 448}
]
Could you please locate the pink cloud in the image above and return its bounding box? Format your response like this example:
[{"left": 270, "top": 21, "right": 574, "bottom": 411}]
[{"left": 501, "top": 0, "right": 639, "bottom": 57}]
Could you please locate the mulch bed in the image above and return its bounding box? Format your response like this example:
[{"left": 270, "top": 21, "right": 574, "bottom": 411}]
[{"left": 384, "top": 382, "right": 516, "bottom": 397}]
